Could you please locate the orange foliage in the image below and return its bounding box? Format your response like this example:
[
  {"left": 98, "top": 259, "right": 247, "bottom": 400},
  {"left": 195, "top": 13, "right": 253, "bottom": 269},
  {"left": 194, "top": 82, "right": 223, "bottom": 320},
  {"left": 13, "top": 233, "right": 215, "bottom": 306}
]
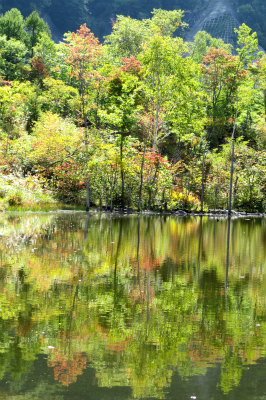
[
  {"left": 121, "top": 56, "right": 143, "bottom": 75},
  {"left": 48, "top": 352, "right": 87, "bottom": 387}
]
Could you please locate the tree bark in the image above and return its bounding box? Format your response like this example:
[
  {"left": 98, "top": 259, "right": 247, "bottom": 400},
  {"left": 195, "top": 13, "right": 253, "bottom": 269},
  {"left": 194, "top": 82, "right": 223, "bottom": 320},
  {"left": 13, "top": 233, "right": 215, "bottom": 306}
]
[
  {"left": 86, "top": 180, "right": 90, "bottom": 212},
  {"left": 120, "top": 135, "right": 125, "bottom": 209},
  {"left": 153, "top": 75, "right": 160, "bottom": 151},
  {"left": 138, "top": 138, "right": 147, "bottom": 212},
  {"left": 200, "top": 150, "right": 207, "bottom": 212},
  {"left": 228, "top": 105, "right": 238, "bottom": 216}
]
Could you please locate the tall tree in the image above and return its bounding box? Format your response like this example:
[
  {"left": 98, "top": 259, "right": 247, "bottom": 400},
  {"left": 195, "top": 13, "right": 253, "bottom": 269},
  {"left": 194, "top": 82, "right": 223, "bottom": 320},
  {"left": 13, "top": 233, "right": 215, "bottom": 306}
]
[
  {"left": 64, "top": 24, "right": 102, "bottom": 211},
  {"left": 25, "top": 11, "right": 51, "bottom": 56},
  {"left": 0, "top": 8, "right": 25, "bottom": 41}
]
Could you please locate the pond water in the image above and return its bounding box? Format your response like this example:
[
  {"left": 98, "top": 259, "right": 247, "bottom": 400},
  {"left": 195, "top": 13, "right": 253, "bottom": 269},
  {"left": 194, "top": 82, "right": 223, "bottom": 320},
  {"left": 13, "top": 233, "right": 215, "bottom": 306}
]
[{"left": 0, "top": 212, "right": 266, "bottom": 400}]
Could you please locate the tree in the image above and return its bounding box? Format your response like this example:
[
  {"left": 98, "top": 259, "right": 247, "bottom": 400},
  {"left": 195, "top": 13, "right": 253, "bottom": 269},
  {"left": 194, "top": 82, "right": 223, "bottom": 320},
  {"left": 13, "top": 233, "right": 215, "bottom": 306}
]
[
  {"left": 104, "top": 8, "right": 186, "bottom": 65},
  {"left": 190, "top": 30, "right": 232, "bottom": 63},
  {"left": 64, "top": 24, "right": 102, "bottom": 210},
  {"left": 0, "top": 35, "right": 27, "bottom": 80},
  {"left": 39, "top": 77, "right": 79, "bottom": 119},
  {"left": 104, "top": 15, "right": 150, "bottom": 63},
  {"left": 0, "top": 8, "right": 25, "bottom": 41},
  {"left": 141, "top": 34, "right": 187, "bottom": 150},
  {"left": 64, "top": 24, "right": 102, "bottom": 127},
  {"left": 25, "top": 11, "right": 51, "bottom": 57},
  {"left": 99, "top": 63, "right": 144, "bottom": 208}
]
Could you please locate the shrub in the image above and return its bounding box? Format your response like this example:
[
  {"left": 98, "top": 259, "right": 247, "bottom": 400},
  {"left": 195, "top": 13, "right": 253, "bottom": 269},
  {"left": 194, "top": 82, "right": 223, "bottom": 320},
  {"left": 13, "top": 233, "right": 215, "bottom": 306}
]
[{"left": 170, "top": 190, "right": 201, "bottom": 211}]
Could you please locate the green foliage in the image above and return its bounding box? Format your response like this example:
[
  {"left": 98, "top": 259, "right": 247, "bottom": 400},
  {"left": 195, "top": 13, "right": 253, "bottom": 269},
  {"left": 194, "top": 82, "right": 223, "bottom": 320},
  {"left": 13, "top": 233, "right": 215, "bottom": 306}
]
[
  {"left": 0, "top": 174, "right": 54, "bottom": 208},
  {"left": 25, "top": 11, "right": 51, "bottom": 55},
  {"left": 0, "top": 35, "right": 27, "bottom": 80},
  {"left": 39, "top": 77, "right": 79, "bottom": 118},
  {"left": 104, "top": 9, "right": 186, "bottom": 64},
  {"left": 190, "top": 31, "right": 233, "bottom": 63},
  {"left": 0, "top": 8, "right": 25, "bottom": 41},
  {"left": 104, "top": 15, "right": 150, "bottom": 63},
  {"left": 0, "top": 9, "right": 265, "bottom": 212}
]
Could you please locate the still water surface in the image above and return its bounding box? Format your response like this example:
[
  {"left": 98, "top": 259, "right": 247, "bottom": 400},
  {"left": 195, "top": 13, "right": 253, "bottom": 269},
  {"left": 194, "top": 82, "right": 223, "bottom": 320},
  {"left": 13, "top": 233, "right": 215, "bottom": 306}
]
[{"left": 0, "top": 212, "right": 266, "bottom": 400}]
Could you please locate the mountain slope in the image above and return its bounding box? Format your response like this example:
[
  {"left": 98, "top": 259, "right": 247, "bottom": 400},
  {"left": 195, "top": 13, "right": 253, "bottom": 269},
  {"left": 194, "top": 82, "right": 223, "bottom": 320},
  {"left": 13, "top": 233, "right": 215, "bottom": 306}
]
[
  {"left": 0, "top": 0, "right": 265, "bottom": 47},
  {"left": 186, "top": 0, "right": 239, "bottom": 45}
]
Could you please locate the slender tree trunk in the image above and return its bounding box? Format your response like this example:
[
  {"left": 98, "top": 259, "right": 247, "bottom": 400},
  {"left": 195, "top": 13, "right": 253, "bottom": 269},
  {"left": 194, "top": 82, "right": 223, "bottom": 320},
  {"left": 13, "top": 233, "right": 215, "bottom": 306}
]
[
  {"left": 228, "top": 105, "right": 238, "bottom": 216},
  {"left": 214, "top": 166, "right": 219, "bottom": 210},
  {"left": 99, "top": 196, "right": 102, "bottom": 211},
  {"left": 233, "top": 176, "right": 239, "bottom": 210},
  {"left": 215, "top": 185, "right": 218, "bottom": 210},
  {"left": 228, "top": 138, "right": 235, "bottom": 215},
  {"left": 161, "top": 189, "right": 165, "bottom": 212},
  {"left": 110, "top": 169, "right": 117, "bottom": 213},
  {"left": 200, "top": 150, "right": 207, "bottom": 212},
  {"left": 138, "top": 138, "right": 147, "bottom": 212},
  {"left": 127, "top": 182, "right": 131, "bottom": 212},
  {"left": 148, "top": 191, "right": 152, "bottom": 211},
  {"left": 105, "top": 189, "right": 108, "bottom": 210},
  {"left": 200, "top": 123, "right": 217, "bottom": 212},
  {"left": 86, "top": 180, "right": 90, "bottom": 212},
  {"left": 120, "top": 135, "right": 125, "bottom": 209},
  {"left": 110, "top": 182, "right": 114, "bottom": 212},
  {"left": 94, "top": 91, "right": 99, "bottom": 128},
  {"left": 153, "top": 75, "right": 160, "bottom": 151},
  {"left": 80, "top": 66, "right": 91, "bottom": 212}
]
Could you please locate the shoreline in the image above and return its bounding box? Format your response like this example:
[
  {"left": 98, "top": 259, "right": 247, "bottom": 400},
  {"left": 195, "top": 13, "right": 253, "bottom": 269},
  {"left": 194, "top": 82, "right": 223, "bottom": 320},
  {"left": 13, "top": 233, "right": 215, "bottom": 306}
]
[{"left": 2, "top": 206, "right": 266, "bottom": 219}]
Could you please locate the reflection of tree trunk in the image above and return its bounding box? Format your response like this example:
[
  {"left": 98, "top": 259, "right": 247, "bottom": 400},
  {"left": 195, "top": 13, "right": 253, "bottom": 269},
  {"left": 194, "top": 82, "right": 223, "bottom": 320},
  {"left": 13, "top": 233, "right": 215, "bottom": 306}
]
[
  {"left": 225, "top": 217, "right": 231, "bottom": 293},
  {"left": 197, "top": 217, "right": 203, "bottom": 278},
  {"left": 84, "top": 215, "right": 89, "bottom": 239},
  {"left": 67, "top": 285, "right": 79, "bottom": 348},
  {"left": 108, "top": 214, "right": 112, "bottom": 241},
  {"left": 114, "top": 220, "right": 123, "bottom": 299},
  {"left": 137, "top": 216, "right": 140, "bottom": 284},
  {"left": 146, "top": 270, "right": 150, "bottom": 327}
]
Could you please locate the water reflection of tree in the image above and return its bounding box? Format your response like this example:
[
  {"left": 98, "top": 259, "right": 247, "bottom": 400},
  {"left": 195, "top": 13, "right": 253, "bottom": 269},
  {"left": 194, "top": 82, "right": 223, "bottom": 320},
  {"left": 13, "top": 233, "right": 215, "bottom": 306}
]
[{"left": 0, "top": 214, "right": 266, "bottom": 397}]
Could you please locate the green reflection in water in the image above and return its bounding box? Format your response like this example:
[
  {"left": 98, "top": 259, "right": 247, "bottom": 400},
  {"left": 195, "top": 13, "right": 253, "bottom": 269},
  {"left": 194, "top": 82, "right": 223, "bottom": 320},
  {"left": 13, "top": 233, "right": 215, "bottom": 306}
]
[{"left": 0, "top": 213, "right": 266, "bottom": 400}]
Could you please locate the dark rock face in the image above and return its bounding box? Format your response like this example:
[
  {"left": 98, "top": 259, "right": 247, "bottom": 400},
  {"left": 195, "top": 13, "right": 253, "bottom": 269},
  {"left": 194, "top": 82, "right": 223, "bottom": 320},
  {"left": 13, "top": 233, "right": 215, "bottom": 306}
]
[{"left": 186, "top": 0, "right": 240, "bottom": 46}]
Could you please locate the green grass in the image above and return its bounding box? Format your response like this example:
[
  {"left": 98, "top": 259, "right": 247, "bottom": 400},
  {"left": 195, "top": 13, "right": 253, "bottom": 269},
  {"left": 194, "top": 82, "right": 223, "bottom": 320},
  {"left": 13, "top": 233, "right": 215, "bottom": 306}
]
[{"left": 6, "top": 203, "right": 86, "bottom": 212}]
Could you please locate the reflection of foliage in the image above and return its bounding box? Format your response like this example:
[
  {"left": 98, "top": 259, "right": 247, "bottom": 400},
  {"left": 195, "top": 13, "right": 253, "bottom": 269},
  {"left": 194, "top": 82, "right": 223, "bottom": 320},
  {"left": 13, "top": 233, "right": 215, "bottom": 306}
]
[
  {"left": 0, "top": 214, "right": 266, "bottom": 398},
  {"left": 48, "top": 352, "right": 87, "bottom": 387}
]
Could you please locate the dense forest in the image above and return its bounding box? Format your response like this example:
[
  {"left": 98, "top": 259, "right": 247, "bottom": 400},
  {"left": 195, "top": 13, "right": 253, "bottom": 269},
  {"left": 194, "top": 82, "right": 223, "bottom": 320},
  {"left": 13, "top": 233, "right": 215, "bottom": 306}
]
[
  {"left": 0, "top": 7, "right": 266, "bottom": 212},
  {"left": 0, "top": 0, "right": 266, "bottom": 47}
]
